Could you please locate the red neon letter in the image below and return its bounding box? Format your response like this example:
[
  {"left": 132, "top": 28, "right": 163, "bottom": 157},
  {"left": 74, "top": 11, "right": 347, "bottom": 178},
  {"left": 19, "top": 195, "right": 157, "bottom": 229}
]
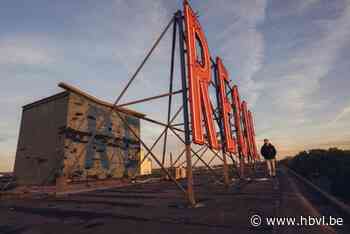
[
  {"left": 248, "top": 110, "right": 259, "bottom": 160},
  {"left": 184, "top": 2, "right": 219, "bottom": 149},
  {"left": 241, "top": 101, "right": 253, "bottom": 158},
  {"left": 216, "top": 57, "right": 236, "bottom": 153},
  {"left": 231, "top": 86, "right": 247, "bottom": 157}
]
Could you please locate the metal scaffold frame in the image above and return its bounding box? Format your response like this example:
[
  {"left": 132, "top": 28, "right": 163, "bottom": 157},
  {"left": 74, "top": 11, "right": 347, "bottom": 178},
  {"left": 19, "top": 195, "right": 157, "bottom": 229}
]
[{"left": 73, "top": 6, "right": 259, "bottom": 207}]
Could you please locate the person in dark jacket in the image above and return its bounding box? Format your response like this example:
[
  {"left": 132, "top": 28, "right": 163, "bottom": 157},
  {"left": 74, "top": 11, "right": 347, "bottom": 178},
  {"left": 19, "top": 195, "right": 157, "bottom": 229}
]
[{"left": 260, "top": 138, "right": 277, "bottom": 177}]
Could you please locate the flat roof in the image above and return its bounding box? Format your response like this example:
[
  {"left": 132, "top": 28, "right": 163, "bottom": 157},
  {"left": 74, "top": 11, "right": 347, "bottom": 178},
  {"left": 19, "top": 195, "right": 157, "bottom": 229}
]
[
  {"left": 22, "top": 91, "right": 69, "bottom": 111},
  {"left": 59, "top": 82, "right": 145, "bottom": 118}
]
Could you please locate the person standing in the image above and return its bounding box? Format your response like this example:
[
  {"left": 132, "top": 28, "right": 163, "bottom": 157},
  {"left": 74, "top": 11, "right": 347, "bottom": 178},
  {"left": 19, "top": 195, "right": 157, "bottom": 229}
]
[{"left": 260, "top": 139, "right": 277, "bottom": 177}]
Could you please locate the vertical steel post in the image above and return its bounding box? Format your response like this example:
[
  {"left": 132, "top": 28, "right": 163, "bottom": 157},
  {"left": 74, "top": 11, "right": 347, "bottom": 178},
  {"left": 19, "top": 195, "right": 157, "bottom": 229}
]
[
  {"left": 162, "top": 19, "right": 177, "bottom": 166},
  {"left": 213, "top": 63, "right": 230, "bottom": 187},
  {"left": 231, "top": 85, "right": 245, "bottom": 179},
  {"left": 239, "top": 152, "right": 245, "bottom": 179},
  {"left": 176, "top": 10, "right": 196, "bottom": 206},
  {"left": 170, "top": 152, "right": 173, "bottom": 167},
  {"left": 239, "top": 114, "right": 246, "bottom": 179}
]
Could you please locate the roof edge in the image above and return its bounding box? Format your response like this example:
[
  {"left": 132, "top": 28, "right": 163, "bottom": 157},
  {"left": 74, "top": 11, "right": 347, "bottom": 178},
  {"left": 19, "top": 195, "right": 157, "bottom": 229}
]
[
  {"left": 22, "top": 91, "right": 69, "bottom": 111},
  {"left": 58, "top": 82, "right": 145, "bottom": 118}
]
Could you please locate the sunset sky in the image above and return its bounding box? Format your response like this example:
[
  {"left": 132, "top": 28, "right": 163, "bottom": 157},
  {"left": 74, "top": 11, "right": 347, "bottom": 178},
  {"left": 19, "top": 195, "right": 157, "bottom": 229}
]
[{"left": 1, "top": 0, "right": 350, "bottom": 171}]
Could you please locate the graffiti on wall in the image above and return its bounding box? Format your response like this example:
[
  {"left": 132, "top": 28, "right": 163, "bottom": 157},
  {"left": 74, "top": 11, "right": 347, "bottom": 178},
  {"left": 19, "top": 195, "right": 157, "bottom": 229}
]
[{"left": 63, "top": 93, "right": 141, "bottom": 181}]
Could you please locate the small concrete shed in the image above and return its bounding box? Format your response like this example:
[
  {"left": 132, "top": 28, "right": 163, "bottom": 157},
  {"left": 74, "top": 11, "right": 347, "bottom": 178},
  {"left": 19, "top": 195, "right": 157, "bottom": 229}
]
[{"left": 14, "top": 83, "right": 144, "bottom": 186}]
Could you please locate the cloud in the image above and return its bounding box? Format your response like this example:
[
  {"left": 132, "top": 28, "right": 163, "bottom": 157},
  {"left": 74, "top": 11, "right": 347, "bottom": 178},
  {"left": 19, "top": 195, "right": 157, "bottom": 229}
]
[
  {"left": 0, "top": 37, "right": 54, "bottom": 65},
  {"left": 109, "top": 1, "right": 173, "bottom": 72},
  {"left": 333, "top": 105, "right": 350, "bottom": 123},
  {"left": 72, "top": 0, "right": 176, "bottom": 77},
  {"left": 203, "top": 0, "right": 267, "bottom": 107},
  {"left": 298, "top": 0, "right": 320, "bottom": 13},
  {"left": 249, "top": 0, "right": 350, "bottom": 159},
  {"left": 261, "top": 0, "right": 350, "bottom": 126}
]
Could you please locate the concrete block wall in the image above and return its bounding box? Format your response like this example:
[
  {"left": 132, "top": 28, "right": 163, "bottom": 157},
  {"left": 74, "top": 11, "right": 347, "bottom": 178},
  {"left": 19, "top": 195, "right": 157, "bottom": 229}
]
[
  {"left": 14, "top": 86, "right": 142, "bottom": 186},
  {"left": 62, "top": 92, "right": 141, "bottom": 182}
]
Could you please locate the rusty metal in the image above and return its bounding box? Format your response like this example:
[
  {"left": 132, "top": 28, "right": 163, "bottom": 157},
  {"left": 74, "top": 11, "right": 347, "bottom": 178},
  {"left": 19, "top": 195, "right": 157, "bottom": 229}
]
[
  {"left": 177, "top": 145, "right": 207, "bottom": 167},
  {"left": 162, "top": 18, "right": 178, "bottom": 166},
  {"left": 168, "top": 127, "right": 222, "bottom": 181},
  {"left": 176, "top": 9, "right": 196, "bottom": 206},
  {"left": 114, "top": 110, "right": 187, "bottom": 195},
  {"left": 139, "top": 115, "right": 184, "bottom": 133},
  {"left": 140, "top": 106, "right": 183, "bottom": 165},
  {"left": 170, "top": 123, "right": 185, "bottom": 127},
  {"left": 205, "top": 146, "right": 224, "bottom": 163},
  {"left": 139, "top": 106, "right": 183, "bottom": 167},
  {"left": 117, "top": 90, "right": 183, "bottom": 107},
  {"left": 192, "top": 147, "right": 209, "bottom": 167}
]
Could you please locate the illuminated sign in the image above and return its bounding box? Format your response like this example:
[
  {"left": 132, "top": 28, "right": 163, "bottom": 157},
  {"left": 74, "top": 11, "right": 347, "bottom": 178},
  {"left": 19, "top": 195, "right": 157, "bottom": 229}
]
[
  {"left": 231, "top": 85, "right": 247, "bottom": 157},
  {"left": 248, "top": 110, "right": 259, "bottom": 159},
  {"left": 183, "top": 1, "right": 258, "bottom": 155},
  {"left": 241, "top": 101, "right": 254, "bottom": 158},
  {"left": 184, "top": 1, "right": 219, "bottom": 149},
  {"left": 216, "top": 57, "right": 236, "bottom": 153}
]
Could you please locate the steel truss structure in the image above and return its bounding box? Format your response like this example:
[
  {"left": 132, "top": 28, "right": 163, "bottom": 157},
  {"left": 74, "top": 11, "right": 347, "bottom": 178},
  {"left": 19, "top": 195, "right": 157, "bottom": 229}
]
[{"left": 81, "top": 3, "right": 259, "bottom": 207}]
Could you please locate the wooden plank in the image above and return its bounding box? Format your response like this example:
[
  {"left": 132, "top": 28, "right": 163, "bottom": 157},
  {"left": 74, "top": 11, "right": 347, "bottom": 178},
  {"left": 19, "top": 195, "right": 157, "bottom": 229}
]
[{"left": 58, "top": 82, "right": 145, "bottom": 118}]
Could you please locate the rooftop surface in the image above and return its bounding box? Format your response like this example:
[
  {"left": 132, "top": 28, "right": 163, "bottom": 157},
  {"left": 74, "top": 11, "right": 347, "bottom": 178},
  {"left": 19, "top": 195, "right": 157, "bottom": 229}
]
[{"left": 1, "top": 164, "right": 349, "bottom": 234}]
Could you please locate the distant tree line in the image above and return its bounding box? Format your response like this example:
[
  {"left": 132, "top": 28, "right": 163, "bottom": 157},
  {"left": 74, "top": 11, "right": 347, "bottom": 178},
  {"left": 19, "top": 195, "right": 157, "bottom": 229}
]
[{"left": 280, "top": 148, "right": 350, "bottom": 202}]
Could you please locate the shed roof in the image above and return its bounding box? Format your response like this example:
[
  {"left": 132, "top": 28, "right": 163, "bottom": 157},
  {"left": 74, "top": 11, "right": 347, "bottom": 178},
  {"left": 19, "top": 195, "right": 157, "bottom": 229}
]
[
  {"left": 58, "top": 82, "right": 145, "bottom": 118},
  {"left": 22, "top": 91, "right": 69, "bottom": 111},
  {"left": 22, "top": 83, "right": 145, "bottom": 118}
]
